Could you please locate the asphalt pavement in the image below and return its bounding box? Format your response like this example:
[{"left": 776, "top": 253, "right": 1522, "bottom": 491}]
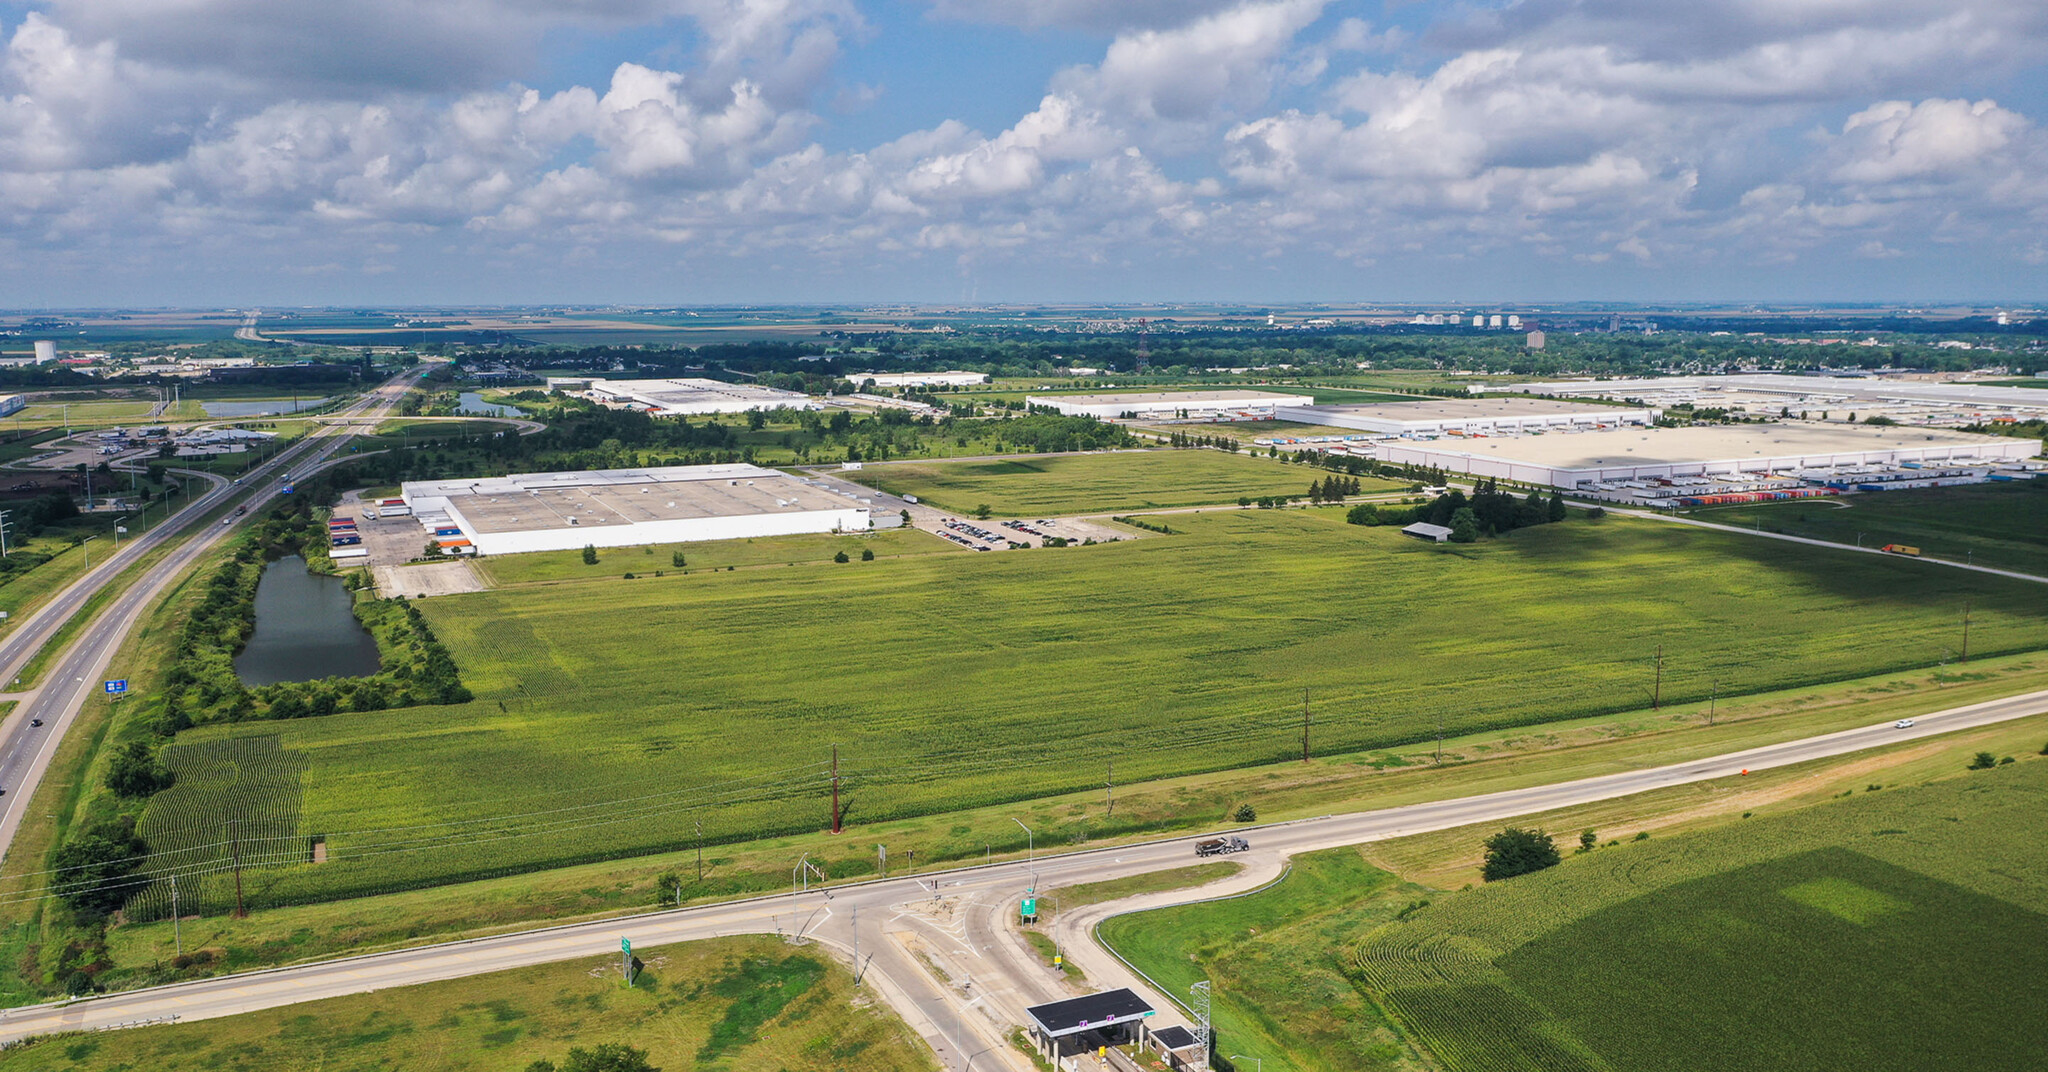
[
  {"left": 0, "top": 374, "right": 416, "bottom": 868},
  {"left": 0, "top": 681, "right": 2039, "bottom": 1064}
]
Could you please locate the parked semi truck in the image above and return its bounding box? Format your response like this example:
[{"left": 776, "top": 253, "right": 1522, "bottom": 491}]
[{"left": 1196, "top": 836, "right": 1250, "bottom": 857}]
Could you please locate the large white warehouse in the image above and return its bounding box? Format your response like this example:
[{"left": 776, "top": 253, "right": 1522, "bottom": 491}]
[
  {"left": 400, "top": 464, "right": 875, "bottom": 556},
  {"left": 1278, "top": 398, "right": 1659, "bottom": 435},
  {"left": 1028, "top": 390, "right": 1315, "bottom": 420},
  {"left": 549, "top": 377, "right": 814, "bottom": 415},
  {"left": 1367, "top": 423, "right": 2039, "bottom": 489},
  {"left": 860, "top": 371, "right": 988, "bottom": 388}
]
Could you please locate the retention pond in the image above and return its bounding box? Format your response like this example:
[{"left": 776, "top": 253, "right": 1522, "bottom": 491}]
[{"left": 234, "top": 555, "right": 382, "bottom": 685}]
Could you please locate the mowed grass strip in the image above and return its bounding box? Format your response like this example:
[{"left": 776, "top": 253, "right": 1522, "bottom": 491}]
[
  {"left": 846, "top": 450, "right": 1384, "bottom": 515},
  {"left": 1354, "top": 761, "right": 2048, "bottom": 1072},
  {"left": 195, "top": 510, "right": 2048, "bottom": 908},
  {"left": 0, "top": 935, "right": 936, "bottom": 1072},
  {"left": 1695, "top": 481, "right": 2048, "bottom": 575},
  {"left": 474, "top": 526, "right": 959, "bottom": 586}
]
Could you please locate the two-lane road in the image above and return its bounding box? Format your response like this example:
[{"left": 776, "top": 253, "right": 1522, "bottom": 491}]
[{"left": 1, "top": 682, "right": 2039, "bottom": 1064}]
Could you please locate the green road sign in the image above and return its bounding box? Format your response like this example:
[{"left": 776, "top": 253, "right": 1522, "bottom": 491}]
[{"left": 1021, "top": 897, "right": 1037, "bottom": 921}]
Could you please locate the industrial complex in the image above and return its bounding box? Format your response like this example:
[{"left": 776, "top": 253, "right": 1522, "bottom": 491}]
[
  {"left": 1277, "top": 397, "right": 1659, "bottom": 435},
  {"left": 1365, "top": 422, "right": 2037, "bottom": 495},
  {"left": 860, "top": 371, "right": 988, "bottom": 388},
  {"left": 1245, "top": 398, "right": 2041, "bottom": 505},
  {"left": 398, "top": 464, "right": 881, "bottom": 555},
  {"left": 1488, "top": 374, "right": 2048, "bottom": 426},
  {"left": 546, "top": 377, "right": 815, "bottom": 415},
  {"left": 1028, "top": 389, "right": 1315, "bottom": 419}
]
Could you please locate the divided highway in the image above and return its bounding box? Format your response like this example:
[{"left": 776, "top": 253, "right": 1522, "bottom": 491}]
[
  {"left": 0, "top": 681, "right": 2039, "bottom": 1065},
  {"left": 0, "top": 372, "right": 418, "bottom": 867}
]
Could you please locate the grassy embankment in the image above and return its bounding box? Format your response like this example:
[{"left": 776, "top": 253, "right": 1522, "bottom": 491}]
[
  {"left": 0, "top": 936, "right": 938, "bottom": 1072},
  {"left": 1692, "top": 480, "right": 2048, "bottom": 575},
  {"left": 846, "top": 450, "right": 1398, "bottom": 515},
  {"left": 475, "top": 526, "right": 960, "bottom": 586}
]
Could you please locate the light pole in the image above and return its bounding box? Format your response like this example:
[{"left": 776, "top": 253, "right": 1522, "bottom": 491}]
[
  {"left": 79, "top": 533, "right": 99, "bottom": 572},
  {"left": 1010, "top": 817, "right": 1034, "bottom": 889},
  {"left": 1231, "top": 1056, "right": 1263, "bottom": 1072},
  {"left": 112, "top": 515, "right": 128, "bottom": 552}
]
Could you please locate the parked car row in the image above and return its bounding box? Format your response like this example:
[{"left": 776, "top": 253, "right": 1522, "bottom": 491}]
[{"left": 943, "top": 519, "right": 1005, "bottom": 543}]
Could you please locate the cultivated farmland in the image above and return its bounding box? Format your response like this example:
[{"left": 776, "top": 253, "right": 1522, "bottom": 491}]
[
  {"left": 843, "top": 450, "right": 1383, "bottom": 515},
  {"left": 147, "top": 509, "right": 2048, "bottom": 909},
  {"left": 1352, "top": 762, "right": 2048, "bottom": 1072},
  {"left": 131, "top": 736, "right": 308, "bottom": 920},
  {"left": 1695, "top": 481, "right": 2048, "bottom": 575}
]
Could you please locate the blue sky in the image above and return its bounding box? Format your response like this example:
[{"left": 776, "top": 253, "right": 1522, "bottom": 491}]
[{"left": 0, "top": 0, "right": 2043, "bottom": 306}]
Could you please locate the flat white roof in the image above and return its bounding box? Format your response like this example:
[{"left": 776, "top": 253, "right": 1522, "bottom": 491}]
[
  {"left": 1037, "top": 390, "right": 1310, "bottom": 406},
  {"left": 1409, "top": 423, "right": 2020, "bottom": 470},
  {"left": 1306, "top": 398, "right": 1641, "bottom": 421},
  {"left": 577, "top": 377, "right": 811, "bottom": 412},
  {"left": 402, "top": 464, "right": 857, "bottom": 536}
]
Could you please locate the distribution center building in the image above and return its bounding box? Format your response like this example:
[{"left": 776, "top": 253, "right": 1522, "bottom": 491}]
[
  {"left": 859, "top": 371, "right": 988, "bottom": 388},
  {"left": 548, "top": 377, "right": 814, "bottom": 415},
  {"left": 1366, "top": 423, "right": 2039, "bottom": 489},
  {"left": 1027, "top": 389, "right": 1315, "bottom": 420},
  {"left": 400, "top": 464, "right": 876, "bottom": 555},
  {"left": 1278, "top": 397, "right": 1659, "bottom": 435}
]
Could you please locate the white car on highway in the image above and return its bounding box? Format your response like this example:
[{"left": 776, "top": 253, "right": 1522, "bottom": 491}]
[{"left": 1894, "top": 719, "right": 1916, "bottom": 729}]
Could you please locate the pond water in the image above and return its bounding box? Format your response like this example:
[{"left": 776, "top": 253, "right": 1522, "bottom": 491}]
[
  {"left": 233, "top": 555, "right": 383, "bottom": 686},
  {"left": 201, "top": 397, "right": 331, "bottom": 418},
  {"left": 455, "top": 392, "right": 524, "bottom": 417}
]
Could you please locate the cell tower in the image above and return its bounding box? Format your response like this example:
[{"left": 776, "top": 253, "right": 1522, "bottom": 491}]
[
  {"left": 1190, "top": 980, "right": 1212, "bottom": 1071},
  {"left": 1136, "top": 317, "right": 1151, "bottom": 372}
]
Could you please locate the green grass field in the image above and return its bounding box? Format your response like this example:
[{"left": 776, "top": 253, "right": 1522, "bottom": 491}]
[
  {"left": 474, "top": 526, "right": 960, "bottom": 586},
  {"left": 0, "top": 935, "right": 935, "bottom": 1072},
  {"left": 846, "top": 450, "right": 1388, "bottom": 515},
  {"left": 1693, "top": 481, "right": 2048, "bottom": 574},
  {"left": 1099, "top": 849, "right": 1429, "bottom": 1071},
  {"left": 1352, "top": 761, "right": 2048, "bottom": 1072},
  {"left": 125, "top": 508, "right": 2048, "bottom": 913}
]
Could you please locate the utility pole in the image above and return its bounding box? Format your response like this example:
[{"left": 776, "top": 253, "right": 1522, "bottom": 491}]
[
  {"left": 695, "top": 818, "right": 704, "bottom": 883},
  {"left": 1961, "top": 601, "right": 1972, "bottom": 663},
  {"left": 830, "top": 746, "right": 842, "bottom": 834},
  {"left": 1653, "top": 644, "right": 1664, "bottom": 710},
  {"left": 0, "top": 510, "right": 10, "bottom": 558},
  {"left": 1709, "top": 682, "right": 1718, "bottom": 726},
  {"left": 1301, "top": 686, "right": 1311, "bottom": 763},
  {"left": 1105, "top": 761, "right": 1113, "bottom": 819},
  {"left": 170, "top": 875, "right": 182, "bottom": 957},
  {"left": 1435, "top": 713, "right": 1443, "bottom": 765},
  {"left": 229, "top": 820, "right": 245, "bottom": 918}
]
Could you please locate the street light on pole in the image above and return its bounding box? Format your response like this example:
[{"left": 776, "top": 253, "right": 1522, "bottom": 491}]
[
  {"left": 1231, "top": 1056, "right": 1263, "bottom": 1072},
  {"left": 112, "top": 516, "right": 128, "bottom": 552},
  {"left": 1009, "top": 817, "right": 1034, "bottom": 888},
  {"left": 79, "top": 533, "right": 99, "bottom": 572}
]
